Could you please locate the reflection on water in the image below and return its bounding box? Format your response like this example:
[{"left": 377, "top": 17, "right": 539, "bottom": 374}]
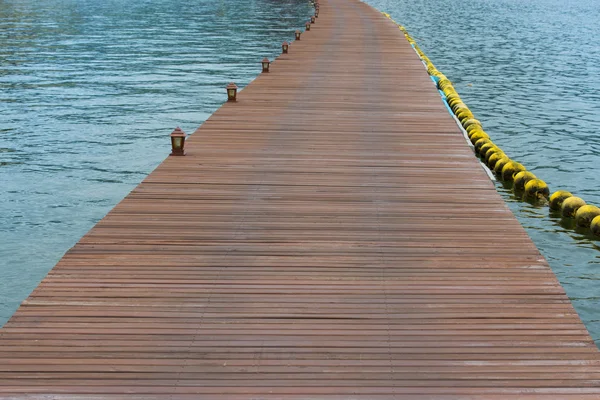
[
  {"left": 365, "top": 0, "right": 600, "bottom": 345},
  {"left": 0, "top": 0, "right": 312, "bottom": 324}
]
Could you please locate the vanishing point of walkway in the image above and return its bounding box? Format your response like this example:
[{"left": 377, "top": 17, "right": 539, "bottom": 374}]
[{"left": 1, "top": 0, "right": 599, "bottom": 398}]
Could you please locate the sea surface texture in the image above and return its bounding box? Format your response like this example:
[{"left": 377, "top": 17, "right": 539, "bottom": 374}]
[{"left": 1, "top": 0, "right": 599, "bottom": 345}]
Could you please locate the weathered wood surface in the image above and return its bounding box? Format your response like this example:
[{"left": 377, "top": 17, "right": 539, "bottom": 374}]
[{"left": 1, "top": 0, "right": 599, "bottom": 398}]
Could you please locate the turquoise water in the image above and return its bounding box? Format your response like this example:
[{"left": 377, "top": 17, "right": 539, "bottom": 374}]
[
  {"left": 0, "top": 0, "right": 312, "bottom": 322},
  {"left": 1, "top": 0, "right": 599, "bottom": 346},
  {"left": 365, "top": 0, "right": 600, "bottom": 344}
]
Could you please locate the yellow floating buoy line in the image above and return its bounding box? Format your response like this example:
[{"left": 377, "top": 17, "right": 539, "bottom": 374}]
[{"left": 381, "top": 12, "right": 600, "bottom": 238}]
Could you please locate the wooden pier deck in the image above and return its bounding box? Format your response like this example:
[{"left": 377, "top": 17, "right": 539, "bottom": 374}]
[{"left": 1, "top": 0, "right": 600, "bottom": 398}]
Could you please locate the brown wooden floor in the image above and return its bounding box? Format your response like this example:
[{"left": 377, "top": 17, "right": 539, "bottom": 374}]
[{"left": 2, "top": 0, "right": 600, "bottom": 398}]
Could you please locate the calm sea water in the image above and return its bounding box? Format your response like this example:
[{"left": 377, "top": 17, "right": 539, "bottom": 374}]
[
  {"left": 365, "top": 0, "right": 600, "bottom": 344},
  {"left": 0, "top": 0, "right": 312, "bottom": 322},
  {"left": 1, "top": 0, "right": 599, "bottom": 345}
]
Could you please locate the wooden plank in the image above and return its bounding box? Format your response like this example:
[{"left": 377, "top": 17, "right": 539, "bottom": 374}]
[{"left": 0, "top": 0, "right": 598, "bottom": 397}]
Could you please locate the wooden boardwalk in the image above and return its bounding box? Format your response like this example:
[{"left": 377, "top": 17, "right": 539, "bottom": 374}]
[{"left": 1, "top": 0, "right": 600, "bottom": 398}]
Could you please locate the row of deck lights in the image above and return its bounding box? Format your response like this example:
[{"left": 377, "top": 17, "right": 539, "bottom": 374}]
[{"left": 169, "top": 1, "right": 319, "bottom": 156}]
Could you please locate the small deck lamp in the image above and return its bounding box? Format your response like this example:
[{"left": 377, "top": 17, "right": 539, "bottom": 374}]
[
  {"left": 261, "top": 58, "right": 270, "bottom": 73},
  {"left": 295, "top": 30, "right": 301, "bottom": 40},
  {"left": 282, "top": 41, "right": 289, "bottom": 53},
  {"left": 226, "top": 82, "right": 238, "bottom": 102},
  {"left": 170, "top": 127, "right": 186, "bottom": 156}
]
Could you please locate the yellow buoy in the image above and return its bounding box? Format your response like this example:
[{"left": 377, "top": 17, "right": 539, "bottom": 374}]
[
  {"left": 493, "top": 156, "right": 511, "bottom": 175},
  {"left": 446, "top": 94, "right": 460, "bottom": 103},
  {"left": 487, "top": 152, "right": 505, "bottom": 169},
  {"left": 452, "top": 103, "right": 468, "bottom": 113},
  {"left": 447, "top": 97, "right": 460, "bottom": 106},
  {"left": 462, "top": 118, "right": 481, "bottom": 130},
  {"left": 469, "top": 131, "right": 489, "bottom": 145},
  {"left": 454, "top": 107, "right": 467, "bottom": 116},
  {"left": 501, "top": 161, "right": 525, "bottom": 181},
  {"left": 549, "top": 190, "right": 573, "bottom": 211},
  {"left": 484, "top": 146, "right": 503, "bottom": 162},
  {"left": 561, "top": 196, "right": 586, "bottom": 218},
  {"left": 474, "top": 138, "right": 491, "bottom": 153},
  {"left": 437, "top": 78, "right": 450, "bottom": 89},
  {"left": 440, "top": 83, "right": 456, "bottom": 93},
  {"left": 443, "top": 86, "right": 456, "bottom": 94},
  {"left": 452, "top": 103, "right": 467, "bottom": 111},
  {"left": 591, "top": 215, "right": 600, "bottom": 237},
  {"left": 513, "top": 171, "right": 536, "bottom": 191},
  {"left": 478, "top": 142, "right": 496, "bottom": 157},
  {"left": 457, "top": 110, "right": 474, "bottom": 123},
  {"left": 524, "top": 179, "right": 550, "bottom": 200},
  {"left": 467, "top": 127, "right": 486, "bottom": 140},
  {"left": 466, "top": 123, "right": 483, "bottom": 134},
  {"left": 448, "top": 99, "right": 463, "bottom": 110},
  {"left": 575, "top": 205, "right": 600, "bottom": 228},
  {"left": 444, "top": 90, "right": 457, "bottom": 100}
]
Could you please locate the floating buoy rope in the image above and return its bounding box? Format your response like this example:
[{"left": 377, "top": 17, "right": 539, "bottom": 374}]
[{"left": 382, "top": 12, "right": 599, "bottom": 238}]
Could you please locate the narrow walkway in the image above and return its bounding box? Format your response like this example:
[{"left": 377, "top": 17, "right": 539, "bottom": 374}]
[{"left": 1, "top": 0, "right": 599, "bottom": 398}]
